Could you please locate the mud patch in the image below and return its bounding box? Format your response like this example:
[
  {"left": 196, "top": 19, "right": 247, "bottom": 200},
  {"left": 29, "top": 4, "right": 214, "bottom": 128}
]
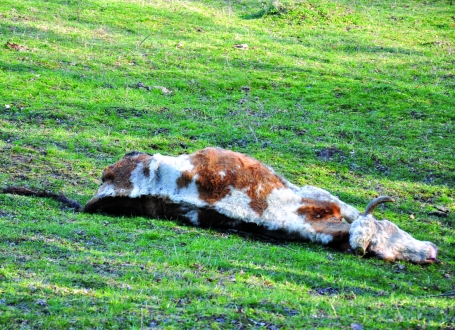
[
  {"left": 104, "top": 106, "right": 147, "bottom": 118},
  {"left": 218, "top": 138, "right": 251, "bottom": 148},
  {"left": 71, "top": 278, "right": 108, "bottom": 289},
  {"left": 309, "top": 286, "right": 368, "bottom": 297},
  {"left": 309, "top": 287, "right": 340, "bottom": 296},
  {"left": 2, "top": 109, "right": 73, "bottom": 126},
  {"left": 371, "top": 153, "right": 389, "bottom": 175},
  {"left": 315, "top": 147, "right": 345, "bottom": 161}
]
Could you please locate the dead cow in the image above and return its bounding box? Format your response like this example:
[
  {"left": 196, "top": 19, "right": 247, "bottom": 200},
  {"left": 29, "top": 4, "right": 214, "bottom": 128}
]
[{"left": 82, "top": 147, "right": 438, "bottom": 264}]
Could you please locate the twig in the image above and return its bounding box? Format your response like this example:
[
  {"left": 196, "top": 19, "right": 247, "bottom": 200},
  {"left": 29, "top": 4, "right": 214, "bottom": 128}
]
[
  {"left": 137, "top": 33, "right": 152, "bottom": 48},
  {"left": 330, "top": 302, "right": 337, "bottom": 318},
  {"left": 248, "top": 124, "right": 259, "bottom": 143},
  {"left": 424, "top": 290, "right": 455, "bottom": 298}
]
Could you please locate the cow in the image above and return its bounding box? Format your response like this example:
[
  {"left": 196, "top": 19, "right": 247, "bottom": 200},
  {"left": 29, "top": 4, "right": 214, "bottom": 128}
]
[{"left": 81, "top": 147, "right": 438, "bottom": 264}]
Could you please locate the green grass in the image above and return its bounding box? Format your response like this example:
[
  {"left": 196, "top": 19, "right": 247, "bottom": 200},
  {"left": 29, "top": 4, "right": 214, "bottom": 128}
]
[{"left": 1, "top": 0, "right": 454, "bottom": 328}]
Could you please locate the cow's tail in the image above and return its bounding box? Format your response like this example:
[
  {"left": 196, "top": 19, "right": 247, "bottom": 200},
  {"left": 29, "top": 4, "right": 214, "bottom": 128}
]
[{"left": 2, "top": 186, "right": 82, "bottom": 211}]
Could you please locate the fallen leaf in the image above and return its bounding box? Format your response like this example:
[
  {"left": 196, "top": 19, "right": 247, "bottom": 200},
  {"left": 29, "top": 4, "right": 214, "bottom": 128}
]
[
  {"left": 136, "top": 82, "right": 148, "bottom": 89},
  {"left": 234, "top": 44, "right": 249, "bottom": 50},
  {"left": 428, "top": 210, "right": 448, "bottom": 217},
  {"left": 435, "top": 206, "right": 449, "bottom": 214},
  {"left": 153, "top": 86, "right": 172, "bottom": 94},
  {"left": 5, "top": 41, "right": 29, "bottom": 51}
]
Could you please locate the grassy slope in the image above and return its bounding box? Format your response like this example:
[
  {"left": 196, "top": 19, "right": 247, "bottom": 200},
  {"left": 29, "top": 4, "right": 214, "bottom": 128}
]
[{"left": 0, "top": 0, "right": 454, "bottom": 328}]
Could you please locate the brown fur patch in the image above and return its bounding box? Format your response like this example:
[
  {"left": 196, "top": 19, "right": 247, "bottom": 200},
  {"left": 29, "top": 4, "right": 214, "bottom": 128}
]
[
  {"left": 298, "top": 198, "right": 342, "bottom": 222},
  {"left": 176, "top": 170, "right": 194, "bottom": 189},
  {"left": 142, "top": 157, "right": 152, "bottom": 177},
  {"left": 297, "top": 199, "right": 350, "bottom": 244},
  {"left": 101, "top": 153, "right": 152, "bottom": 193},
  {"left": 177, "top": 148, "right": 286, "bottom": 215}
]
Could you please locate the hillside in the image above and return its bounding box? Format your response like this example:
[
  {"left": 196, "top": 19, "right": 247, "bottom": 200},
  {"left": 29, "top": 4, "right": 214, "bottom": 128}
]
[{"left": 1, "top": 0, "right": 454, "bottom": 328}]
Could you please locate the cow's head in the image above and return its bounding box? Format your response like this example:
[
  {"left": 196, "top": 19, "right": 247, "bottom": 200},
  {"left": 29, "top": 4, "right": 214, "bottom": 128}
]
[{"left": 349, "top": 197, "right": 439, "bottom": 264}]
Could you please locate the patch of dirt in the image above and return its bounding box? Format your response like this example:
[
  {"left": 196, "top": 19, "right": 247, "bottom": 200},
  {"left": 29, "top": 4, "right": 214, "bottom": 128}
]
[
  {"left": 315, "top": 147, "right": 345, "bottom": 161},
  {"left": 71, "top": 278, "right": 107, "bottom": 289},
  {"left": 154, "top": 128, "right": 170, "bottom": 135},
  {"left": 309, "top": 287, "right": 339, "bottom": 296},
  {"left": 408, "top": 110, "right": 427, "bottom": 119},
  {"left": 371, "top": 153, "right": 389, "bottom": 175},
  {"left": 219, "top": 138, "right": 251, "bottom": 148},
  {"left": 104, "top": 107, "right": 147, "bottom": 118},
  {"left": 0, "top": 211, "right": 16, "bottom": 218},
  {"left": 309, "top": 286, "right": 369, "bottom": 297},
  {"left": 0, "top": 145, "right": 85, "bottom": 188},
  {"left": 270, "top": 125, "right": 308, "bottom": 136},
  {"left": 2, "top": 109, "right": 74, "bottom": 126}
]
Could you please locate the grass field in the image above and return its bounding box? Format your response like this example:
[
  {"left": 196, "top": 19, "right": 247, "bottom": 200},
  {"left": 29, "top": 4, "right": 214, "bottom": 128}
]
[{"left": 1, "top": 0, "right": 454, "bottom": 328}]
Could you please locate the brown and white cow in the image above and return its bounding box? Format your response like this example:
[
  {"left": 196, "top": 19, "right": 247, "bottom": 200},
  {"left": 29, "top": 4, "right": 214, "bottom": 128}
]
[{"left": 84, "top": 147, "right": 438, "bottom": 264}]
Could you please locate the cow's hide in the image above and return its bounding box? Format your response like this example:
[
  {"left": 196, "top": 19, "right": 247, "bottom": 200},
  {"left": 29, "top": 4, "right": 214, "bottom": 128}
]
[{"left": 83, "top": 147, "right": 438, "bottom": 264}]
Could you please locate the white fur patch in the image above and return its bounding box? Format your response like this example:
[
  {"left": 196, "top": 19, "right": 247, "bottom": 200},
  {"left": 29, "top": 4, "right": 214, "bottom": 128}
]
[
  {"left": 316, "top": 233, "right": 334, "bottom": 244},
  {"left": 129, "top": 162, "right": 151, "bottom": 198},
  {"left": 215, "top": 188, "right": 258, "bottom": 222},
  {"left": 147, "top": 154, "right": 207, "bottom": 208},
  {"left": 96, "top": 183, "right": 116, "bottom": 197},
  {"left": 185, "top": 210, "right": 199, "bottom": 225},
  {"left": 212, "top": 186, "right": 332, "bottom": 243}
]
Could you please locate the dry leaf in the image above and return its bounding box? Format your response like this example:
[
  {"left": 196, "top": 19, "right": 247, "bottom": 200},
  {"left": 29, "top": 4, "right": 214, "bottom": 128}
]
[
  {"left": 5, "top": 41, "right": 29, "bottom": 51},
  {"left": 153, "top": 86, "right": 172, "bottom": 94},
  {"left": 234, "top": 44, "right": 249, "bottom": 50}
]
